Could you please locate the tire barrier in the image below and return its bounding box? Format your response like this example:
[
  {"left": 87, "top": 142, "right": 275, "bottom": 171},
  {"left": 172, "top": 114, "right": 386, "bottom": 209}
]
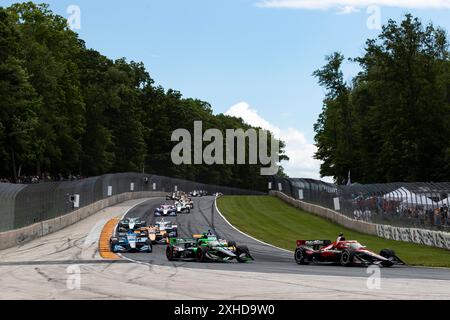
[{"left": 376, "top": 225, "right": 450, "bottom": 250}]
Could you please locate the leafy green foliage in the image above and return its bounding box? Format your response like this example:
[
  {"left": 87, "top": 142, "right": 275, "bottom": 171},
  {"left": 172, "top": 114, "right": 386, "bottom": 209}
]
[
  {"left": 0, "top": 2, "right": 287, "bottom": 190},
  {"left": 314, "top": 14, "right": 450, "bottom": 183}
]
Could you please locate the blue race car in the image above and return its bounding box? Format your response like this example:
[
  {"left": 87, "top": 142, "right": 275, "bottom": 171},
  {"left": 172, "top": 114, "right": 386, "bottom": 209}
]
[
  {"left": 110, "top": 229, "right": 153, "bottom": 253},
  {"left": 154, "top": 204, "right": 177, "bottom": 217}
]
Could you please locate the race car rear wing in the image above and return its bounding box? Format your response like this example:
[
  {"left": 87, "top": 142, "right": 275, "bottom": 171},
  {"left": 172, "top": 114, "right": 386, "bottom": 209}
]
[
  {"left": 169, "top": 237, "right": 197, "bottom": 246},
  {"left": 296, "top": 240, "right": 332, "bottom": 250}
]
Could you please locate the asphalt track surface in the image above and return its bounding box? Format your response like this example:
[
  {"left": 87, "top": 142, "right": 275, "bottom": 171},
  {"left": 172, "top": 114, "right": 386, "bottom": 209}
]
[
  {"left": 1, "top": 196, "right": 450, "bottom": 299},
  {"left": 123, "top": 196, "right": 450, "bottom": 281}
]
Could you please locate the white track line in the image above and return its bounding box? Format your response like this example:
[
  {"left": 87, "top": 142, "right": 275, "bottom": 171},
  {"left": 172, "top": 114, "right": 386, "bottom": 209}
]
[{"left": 214, "top": 196, "right": 294, "bottom": 254}]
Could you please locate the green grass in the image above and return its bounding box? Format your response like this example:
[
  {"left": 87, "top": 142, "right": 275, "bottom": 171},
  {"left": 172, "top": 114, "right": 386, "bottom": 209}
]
[{"left": 217, "top": 195, "right": 450, "bottom": 267}]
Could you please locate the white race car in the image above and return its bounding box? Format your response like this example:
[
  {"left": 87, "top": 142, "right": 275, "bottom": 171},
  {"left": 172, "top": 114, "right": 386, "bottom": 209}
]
[
  {"left": 175, "top": 200, "right": 191, "bottom": 214},
  {"left": 154, "top": 204, "right": 177, "bottom": 216}
]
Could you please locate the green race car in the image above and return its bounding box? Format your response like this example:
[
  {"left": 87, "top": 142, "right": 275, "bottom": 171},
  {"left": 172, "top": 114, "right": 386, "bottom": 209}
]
[{"left": 166, "top": 232, "right": 254, "bottom": 263}]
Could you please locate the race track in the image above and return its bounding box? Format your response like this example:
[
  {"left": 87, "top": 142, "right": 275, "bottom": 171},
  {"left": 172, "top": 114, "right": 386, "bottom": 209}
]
[
  {"left": 123, "top": 196, "right": 450, "bottom": 281},
  {"left": 1, "top": 196, "right": 450, "bottom": 299}
]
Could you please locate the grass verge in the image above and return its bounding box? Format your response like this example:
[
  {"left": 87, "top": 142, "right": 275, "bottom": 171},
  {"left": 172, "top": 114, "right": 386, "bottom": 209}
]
[{"left": 217, "top": 195, "right": 450, "bottom": 267}]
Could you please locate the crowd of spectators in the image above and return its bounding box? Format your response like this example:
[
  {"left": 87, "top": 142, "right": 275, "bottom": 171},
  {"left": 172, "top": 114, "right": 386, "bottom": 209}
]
[
  {"left": 0, "top": 173, "right": 85, "bottom": 184},
  {"left": 351, "top": 196, "right": 449, "bottom": 230}
]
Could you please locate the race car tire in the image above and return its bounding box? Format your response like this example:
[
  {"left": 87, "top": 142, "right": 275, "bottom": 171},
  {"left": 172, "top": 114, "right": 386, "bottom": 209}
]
[
  {"left": 197, "top": 246, "right": 208, "bottom": 262},
  {"left": 380, "top": 248, "right": 395, "bottom": 258},
  {"left": 294, "top": 248, "right": 309, "bottom": 265},
  {"left": 236, "top": 245, "right": 250, "bottom": 263},
  {"left": 340, "top": 249, "right": 354, "bottom": 266},
  {"left": 110, "top": 240, "right": 118, "bottom": 252},
  {"left": 146, "top": 240, "right": 153, "bottom": 253},
  {"left": 379, "top": 249, "right": 396, "bottom": 267},
  {"left": 166, "top": 246, "right": 175, "bottom": 261}
]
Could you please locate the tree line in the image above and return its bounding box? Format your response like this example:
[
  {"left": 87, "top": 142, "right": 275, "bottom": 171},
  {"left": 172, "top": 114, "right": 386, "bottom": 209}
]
[
  {"left": 0, "top": 2, "right": 287, "bottom": 190},
  {"left": 314, "top": 14, "right": 450, "bottom": 184}
]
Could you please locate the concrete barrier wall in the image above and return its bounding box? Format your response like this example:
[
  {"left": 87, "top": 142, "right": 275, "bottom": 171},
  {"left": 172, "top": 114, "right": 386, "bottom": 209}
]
[
  {"left": 270, "top": 190, "right": 450, "bottom": 250},
  {"left": 0, "top": 191, "right": 166, "bottom": 250}
]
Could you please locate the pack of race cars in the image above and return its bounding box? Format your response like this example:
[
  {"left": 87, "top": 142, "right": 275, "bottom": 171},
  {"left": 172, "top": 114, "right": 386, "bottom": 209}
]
[
  {"left": 110, "top": 190, "right": 254, "bottom": 263},
  {"left": 110, "top": 190, "right": 405, "bottom": 267}
]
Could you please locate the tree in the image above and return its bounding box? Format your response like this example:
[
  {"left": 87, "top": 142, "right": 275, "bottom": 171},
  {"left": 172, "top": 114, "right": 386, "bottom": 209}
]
[
  {"left": 313, "top": 52, "right": 355, "bottom": 183},
  {"left": 0, "top": 2, "right": 288, "bottom": 191},
  {"left": 314, "top": 14, "right": 450, "bottom": 183},
  {"left": 0, "top": 7, "right": 40, "bottom": 181}
]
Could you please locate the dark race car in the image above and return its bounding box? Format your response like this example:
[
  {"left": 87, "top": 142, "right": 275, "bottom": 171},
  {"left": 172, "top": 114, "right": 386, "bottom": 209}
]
[
  {"left": 154, "top": 204, "right": 177, "bottom": 217},
  {"left": 294, "top": 239, "right": 405, "bottom": 267},
  {"left": 166, "top": 232, "right": 254, "bottom": 263}
]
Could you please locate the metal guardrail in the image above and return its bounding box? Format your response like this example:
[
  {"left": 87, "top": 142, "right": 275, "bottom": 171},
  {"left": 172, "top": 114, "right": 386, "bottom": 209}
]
[
  {"left": 0, "top": 172, "right": 264, "bottom": 232},
  {"left": 268, "top": 176, "right": 450, "bottom": 232}
]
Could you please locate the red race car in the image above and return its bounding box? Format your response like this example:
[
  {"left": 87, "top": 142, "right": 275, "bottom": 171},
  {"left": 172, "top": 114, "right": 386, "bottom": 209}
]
[{"left": 294, "top": 239, "right": 405, "bottom": 267}]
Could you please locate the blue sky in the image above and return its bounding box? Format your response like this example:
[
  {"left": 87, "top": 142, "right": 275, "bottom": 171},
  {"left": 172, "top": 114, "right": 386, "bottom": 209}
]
[{"left": 2, "top": 0, "right": 450, "bottom": 180}]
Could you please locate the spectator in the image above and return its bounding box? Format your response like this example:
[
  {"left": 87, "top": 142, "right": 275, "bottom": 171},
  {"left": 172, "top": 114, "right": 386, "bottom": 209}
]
[
  {"left": 427, "top": 209, "right": 434, "bottom": 226},
  {"left": 441, "top": 205, "right": 448, "bottom": 226},
  {"left": 434, "top": 208, "right": 442, "bottom": 227},
  {"left": 363, "top": 208, "right": 371, "bottom": 222}
]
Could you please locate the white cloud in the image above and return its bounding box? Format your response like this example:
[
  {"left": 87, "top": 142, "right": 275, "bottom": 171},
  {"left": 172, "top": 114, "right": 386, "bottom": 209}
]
[
  {"left": 336, "top": 5, "right": 360, "bottom": 14},
  {"left": 256, "top": 0, "right": 450, "bottom": 12},
  {"left": 225, "top": 102, "right": 332, "bottom": 181}
]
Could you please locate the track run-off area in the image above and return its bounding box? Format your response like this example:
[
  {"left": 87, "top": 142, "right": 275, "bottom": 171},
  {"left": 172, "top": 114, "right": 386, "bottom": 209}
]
[{"left": 1, "top": 196, "right": 449, "bottom": 299}]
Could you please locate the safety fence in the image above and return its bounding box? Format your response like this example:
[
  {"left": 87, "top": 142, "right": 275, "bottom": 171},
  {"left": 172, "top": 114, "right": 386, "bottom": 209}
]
[
  {"left": 0, "top": 172, "right": 263, "bottom": 232},
  {"left": 268, "top": 176, "right": 450, "bottom": 232}
]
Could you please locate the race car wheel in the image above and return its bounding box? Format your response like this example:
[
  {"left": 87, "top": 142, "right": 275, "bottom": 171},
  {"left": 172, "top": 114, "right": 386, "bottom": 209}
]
[
  {"left": 380, "top": 249, "right": 395, "bottom": 267},
  {"left": 236, "top": 245, "right": 250, "bottom": 263},
  {"left": 294, "top": 248, "right": 309, "bottom": 265},
  {"left": 197, "top": 246, "right": 207, "bottom": 262},
  {"left": 110, "top": 238, "right": 119, "bottom": 251},
  {"left": 380, "top": 248, "right": 395, "bottom": 259},
  {"left": 166, "top": 246, "right": 175, "bottom": 261},
  {"left": 340, "top": 249, "right": 354, "bottom": 266},
  {"left": 146, "top": 240, "right": 153, "bottom": 253}
]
